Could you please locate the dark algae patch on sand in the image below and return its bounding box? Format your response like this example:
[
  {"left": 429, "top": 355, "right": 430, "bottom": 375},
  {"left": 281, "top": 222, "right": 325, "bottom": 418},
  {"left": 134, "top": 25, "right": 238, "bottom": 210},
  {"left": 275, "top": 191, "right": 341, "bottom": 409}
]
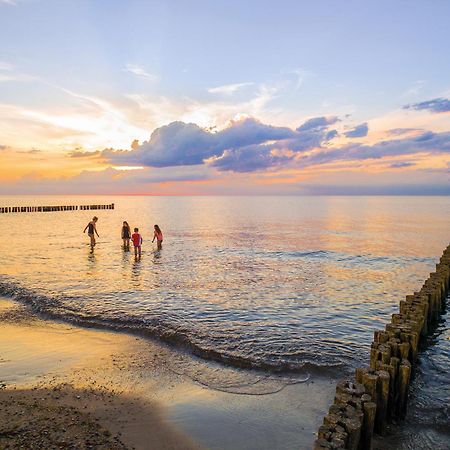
[
  {"left": 0, "top": 386, "right": 127, "bottom": 450},
  {"left": 0, "top": 383, "right": 205, "bottom": 450}
]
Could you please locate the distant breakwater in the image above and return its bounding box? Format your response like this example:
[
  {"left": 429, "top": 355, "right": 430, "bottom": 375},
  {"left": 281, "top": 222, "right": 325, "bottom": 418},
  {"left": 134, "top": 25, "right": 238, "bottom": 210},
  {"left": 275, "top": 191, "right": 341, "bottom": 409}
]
[
  {"left": 314, "top": 243, "right": 450, "bottom": 450},
  {"left": 0, "top": 203, "right": 114, "bottom": 213}
]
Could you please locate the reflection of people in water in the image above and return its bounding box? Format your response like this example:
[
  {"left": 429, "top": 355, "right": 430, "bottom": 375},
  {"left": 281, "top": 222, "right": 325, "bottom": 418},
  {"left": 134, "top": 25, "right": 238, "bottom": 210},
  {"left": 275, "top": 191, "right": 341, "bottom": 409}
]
[
  {"left": 131, "top": 257, "right": 142, "bottom": 286},
  {"left": 121, "top": 221, "right": 131, "bottom": 250},
  {"left": 83, "top": 216, "right": 99, "bottom": 252},
  {"left": 152, "top": 224, "right": 163, "bottom": 251},
  {"left": 131, "top": 227, "right": 143, "bottom": 260}
]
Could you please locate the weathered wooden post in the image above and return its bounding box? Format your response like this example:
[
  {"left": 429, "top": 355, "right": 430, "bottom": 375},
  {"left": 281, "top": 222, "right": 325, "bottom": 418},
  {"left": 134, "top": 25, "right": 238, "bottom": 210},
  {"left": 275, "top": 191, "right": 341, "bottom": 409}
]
[{"left": 362, "top": 401, "right": 377, "bottom": 449}]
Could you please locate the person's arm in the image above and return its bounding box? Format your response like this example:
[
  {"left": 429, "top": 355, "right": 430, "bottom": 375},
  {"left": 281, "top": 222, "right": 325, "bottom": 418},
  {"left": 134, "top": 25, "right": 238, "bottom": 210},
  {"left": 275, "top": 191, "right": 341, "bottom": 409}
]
[
  {"left": 94, "top": 224, "right": 99, "bottom": 237},
  {"left": 83, "top": 223, "right": 88, "bottom": 233}
]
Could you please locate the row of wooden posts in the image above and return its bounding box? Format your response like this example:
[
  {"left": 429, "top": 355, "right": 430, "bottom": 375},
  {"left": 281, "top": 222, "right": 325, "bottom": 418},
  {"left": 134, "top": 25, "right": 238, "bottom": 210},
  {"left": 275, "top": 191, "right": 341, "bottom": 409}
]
[
  {"left": 314, "top": 243, "right": 450, "bottom": 450},
  {"left": 0, "top": 204, "right": 114, "bottom": 213}
]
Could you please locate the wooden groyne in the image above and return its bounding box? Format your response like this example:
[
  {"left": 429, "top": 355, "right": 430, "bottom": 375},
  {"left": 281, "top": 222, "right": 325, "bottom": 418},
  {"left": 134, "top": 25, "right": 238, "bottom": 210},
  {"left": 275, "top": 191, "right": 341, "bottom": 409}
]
[
  {"left": 314, "top": 244, "right": 450, "bottom": 450},
  {"left": 0, "top": 203, "right": 114, "bottom": 213}
]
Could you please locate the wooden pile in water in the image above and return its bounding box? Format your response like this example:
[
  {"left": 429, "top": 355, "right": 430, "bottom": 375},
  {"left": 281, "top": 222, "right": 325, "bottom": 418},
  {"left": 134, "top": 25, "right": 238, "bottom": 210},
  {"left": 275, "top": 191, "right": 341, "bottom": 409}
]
[
  {"left": 314, "top": 244, "right": 450, "bottom": 449},
  {"left": 0, "top": 203, "right": 114, "bottom": 213}
]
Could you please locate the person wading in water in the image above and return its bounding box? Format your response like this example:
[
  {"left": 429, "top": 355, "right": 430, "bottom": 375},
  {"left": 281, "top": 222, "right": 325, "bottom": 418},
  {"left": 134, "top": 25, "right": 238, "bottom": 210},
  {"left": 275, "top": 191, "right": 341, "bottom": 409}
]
[
  {"left": 121, "top": 221, "right": 131, "bottom": 250},
  {"left": 152, "top": 224, "right": 163, "bottom": 251},
  {"left": 83, "top": 216, "right": 99, "bottom": 252}
]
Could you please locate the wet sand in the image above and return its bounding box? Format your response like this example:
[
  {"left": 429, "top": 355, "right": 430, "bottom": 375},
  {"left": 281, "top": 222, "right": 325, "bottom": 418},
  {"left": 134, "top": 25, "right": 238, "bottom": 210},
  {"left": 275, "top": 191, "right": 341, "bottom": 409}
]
[
  {"left": 0, "top": 298, "right": 335, "bottom": 450},
  {"left": 0, "top": 386, "right": 201, "bottom": 450}
]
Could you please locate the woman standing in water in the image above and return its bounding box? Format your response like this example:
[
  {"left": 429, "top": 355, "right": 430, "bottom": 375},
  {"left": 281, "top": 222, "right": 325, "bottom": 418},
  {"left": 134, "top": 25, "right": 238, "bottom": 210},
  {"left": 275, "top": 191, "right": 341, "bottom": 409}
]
[
  {"left": 152, "top": 224, "right": 163, "bottom": 251},
  {"left": 83, "top": 216, "right": 99, "bottom": 252},
  {"left": 121, "top": 221, "right": 131, "bottom": 249}
]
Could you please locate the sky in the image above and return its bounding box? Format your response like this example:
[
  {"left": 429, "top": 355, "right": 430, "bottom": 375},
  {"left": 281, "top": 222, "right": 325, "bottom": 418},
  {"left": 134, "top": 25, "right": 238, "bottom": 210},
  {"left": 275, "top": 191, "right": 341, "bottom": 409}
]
[{"left": 0, "top": 0, "right": 449, "bottom": 195}]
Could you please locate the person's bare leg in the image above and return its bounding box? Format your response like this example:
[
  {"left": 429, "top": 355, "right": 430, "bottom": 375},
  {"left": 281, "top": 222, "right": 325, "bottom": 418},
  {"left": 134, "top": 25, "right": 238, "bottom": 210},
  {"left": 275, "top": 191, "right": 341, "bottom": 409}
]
[{"left": 138, "top": 247, "right": 141, "bottom": 260}]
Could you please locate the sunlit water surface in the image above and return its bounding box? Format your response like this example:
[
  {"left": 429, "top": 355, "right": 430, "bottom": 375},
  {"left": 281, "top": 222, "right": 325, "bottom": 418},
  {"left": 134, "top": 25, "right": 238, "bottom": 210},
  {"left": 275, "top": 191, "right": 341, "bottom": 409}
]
[
  {"left": 1, "top": 195, "right": 449, "bottom": 448},
  {"left": 0, "top": 195, "right": 448, "bottom": 374}
]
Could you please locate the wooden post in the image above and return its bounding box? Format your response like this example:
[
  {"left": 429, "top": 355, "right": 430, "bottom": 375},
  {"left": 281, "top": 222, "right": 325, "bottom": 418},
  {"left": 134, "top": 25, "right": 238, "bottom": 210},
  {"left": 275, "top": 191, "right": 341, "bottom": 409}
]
[
  {"left": 376, "top": 370, "right": 390, "bottom": 435},
  {"left": 362, "top": 373, "right": 377, "bottom": 401},
  {"left": 398, "top": 359, "right": 411, "bottom": 419},
  {"left": 361, "top": 401, "right": 377, "bottom": 450}
]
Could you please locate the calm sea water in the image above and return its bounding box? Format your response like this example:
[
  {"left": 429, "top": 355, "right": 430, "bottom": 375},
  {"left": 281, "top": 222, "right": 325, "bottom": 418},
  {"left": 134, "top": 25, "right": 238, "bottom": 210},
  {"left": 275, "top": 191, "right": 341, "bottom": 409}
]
[
  {"left": 0, "top": 195, "right": 448, "bottom": 375},
  {"left": 1, "top": 195, "right": 449, "bottom": 448}
]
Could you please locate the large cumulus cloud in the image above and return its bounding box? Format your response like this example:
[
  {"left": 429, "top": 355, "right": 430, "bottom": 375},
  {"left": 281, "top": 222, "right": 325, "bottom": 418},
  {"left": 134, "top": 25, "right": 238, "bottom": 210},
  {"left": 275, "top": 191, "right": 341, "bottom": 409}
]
[
  {"left": 103, "top": 116, "right": 450, "bottom": 174},
  {"left": 104, "top": 118, "right": 296, "bottom": 168},
  {"left": 105, "top": 116, "right": 338, "bottom": 172}
]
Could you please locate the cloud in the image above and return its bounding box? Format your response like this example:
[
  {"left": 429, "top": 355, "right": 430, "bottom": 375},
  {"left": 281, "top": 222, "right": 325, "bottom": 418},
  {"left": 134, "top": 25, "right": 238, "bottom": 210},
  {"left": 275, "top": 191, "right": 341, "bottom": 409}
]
[
  {"left": 387, "top": 128, "right": 421, "bottom": 136},
  {"left": 389, "top": 161, "right": 415, "bottom": 168},
  {"left": 0, "top": 61, "right": 37, "bottom": 83},
  {"left": 208, "top": 82, "right": 254, "bottom": 95},
  {"left": 0, "top": 64, "right": 35, "bottom": 83},
  {"left": 22, "top": 148, "right": 41, "bottom": 154},
  {"left": 103, "top": 115, "right": 345, "bottom": 173},
  {"left": 285, "top": 68, "right": 309, "bottom": 91},
  {"left": 208, "top": 144, "right": 291, "bottom": 173},
  {"left": 0, "top": 145, "right": 41, "bottom": 154},
  {"left": 69, "top": 150, "right": 102, "bottom": 158},
  {"left": 0, "top": 73, "right": 33, "bottom": 83},
  {"left": 402, "top": 80, "right": 425, "bottom": 98},
  {"left": 404, "top": 98, "right": 450, "bottom": 114},
  {"left": 0, "top": 166, "right": 210, "bottom": 195},
  {"left": 207, "top": 128, "right": 450, "bottom": 173},
  {"left": 0, "top": 61, "right": 13, "bottom": 71},
  {"left": 296, "top": 116, "right": 339, "bottom": 132},
  {"left": 0, "top": 0, "right": 17, "bottom": 5},
  {"left": 326, "top": 129, "right": 338, "bottom": 140},
  {"left": 344, "top": 122, "right": 368, "bottom": 138},
  {"left": 124, "top": 64, "right": 158, "bottom": 82},
  {"left": 299, "top": 131, "right": 450, "bottom": 167},
  {"left": 105, "top": 117, "right": 297, "bottom": 168}
]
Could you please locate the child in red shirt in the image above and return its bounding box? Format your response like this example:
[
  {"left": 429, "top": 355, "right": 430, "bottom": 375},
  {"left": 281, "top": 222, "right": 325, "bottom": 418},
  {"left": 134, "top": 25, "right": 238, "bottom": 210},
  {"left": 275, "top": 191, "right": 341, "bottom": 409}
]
[{"left": 131, "top": 227, "right": 143, "bottom": 260}]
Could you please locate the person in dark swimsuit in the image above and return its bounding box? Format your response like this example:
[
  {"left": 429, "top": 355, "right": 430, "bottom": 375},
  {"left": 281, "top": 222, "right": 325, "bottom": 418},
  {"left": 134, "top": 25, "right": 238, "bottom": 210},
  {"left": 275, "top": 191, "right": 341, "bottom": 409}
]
[
  {"left": 122, "top": 221, "right": 131, "bottom": 249},
  {"left": 83, "top": 216, "right": 99, "bottom": 252}
]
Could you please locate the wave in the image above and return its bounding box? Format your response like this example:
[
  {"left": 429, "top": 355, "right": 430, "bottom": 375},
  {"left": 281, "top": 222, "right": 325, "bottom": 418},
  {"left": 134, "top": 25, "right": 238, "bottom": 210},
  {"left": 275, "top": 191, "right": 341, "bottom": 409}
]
[
  {"left": 217, "top": 247, "right": 435, "bottom": 268},
  {"left": 0, "top": 277, "right": 345, "bottom": 377}
]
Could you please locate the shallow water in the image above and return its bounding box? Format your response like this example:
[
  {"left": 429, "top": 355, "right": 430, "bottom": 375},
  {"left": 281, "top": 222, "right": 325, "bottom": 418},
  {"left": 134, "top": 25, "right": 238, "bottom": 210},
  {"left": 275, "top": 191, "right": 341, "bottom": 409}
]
[{"left": 0, "top": 195, "right": 449, "bottom": 376}]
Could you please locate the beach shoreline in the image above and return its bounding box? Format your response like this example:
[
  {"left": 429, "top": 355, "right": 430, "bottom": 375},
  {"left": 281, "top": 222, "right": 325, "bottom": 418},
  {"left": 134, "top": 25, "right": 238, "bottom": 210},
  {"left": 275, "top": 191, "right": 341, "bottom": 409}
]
[{"left": 0, "top": 297, "right": 336, "bottom": 450}]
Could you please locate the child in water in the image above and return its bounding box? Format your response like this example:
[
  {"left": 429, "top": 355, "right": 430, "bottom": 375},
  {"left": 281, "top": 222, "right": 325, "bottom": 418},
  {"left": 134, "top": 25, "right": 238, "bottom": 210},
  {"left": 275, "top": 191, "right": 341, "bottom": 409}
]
[
  {"left": 131, "top": 227, "right": 143, "bottom": 260},
  {"left": 152, "top": 224, "right": 163, "bottom": 251},
  {"left": 121, "top": 221, "right": 131, "bottom": 249},
  {"left": 83, "top": 216, "right": 99, "bottom": 252}
]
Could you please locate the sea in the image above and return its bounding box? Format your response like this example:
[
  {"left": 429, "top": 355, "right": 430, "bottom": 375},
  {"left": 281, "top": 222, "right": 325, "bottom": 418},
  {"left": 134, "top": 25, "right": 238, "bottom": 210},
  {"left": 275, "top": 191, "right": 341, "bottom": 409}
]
[{"left": 0, "top": 195, "right": 449, "bottom": 448}]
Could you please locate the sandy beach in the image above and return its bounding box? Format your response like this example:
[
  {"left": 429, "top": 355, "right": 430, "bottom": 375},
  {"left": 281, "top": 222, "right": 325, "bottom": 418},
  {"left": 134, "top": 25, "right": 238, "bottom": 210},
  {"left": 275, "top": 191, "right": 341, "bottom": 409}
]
[{"left": 0, "top": 297, "right": 336, "bottom": 450}]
